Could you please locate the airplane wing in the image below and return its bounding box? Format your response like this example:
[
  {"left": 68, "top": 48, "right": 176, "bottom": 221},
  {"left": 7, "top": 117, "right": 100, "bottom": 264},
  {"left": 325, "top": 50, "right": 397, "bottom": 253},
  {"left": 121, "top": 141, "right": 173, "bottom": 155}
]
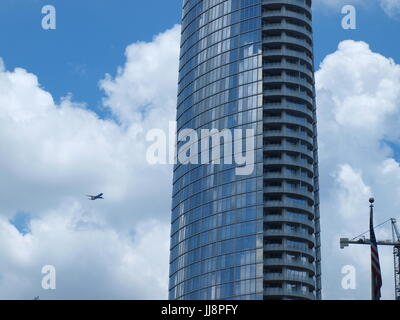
[{"left": 85, "top": 194, "right": 104, "bottom": 200}]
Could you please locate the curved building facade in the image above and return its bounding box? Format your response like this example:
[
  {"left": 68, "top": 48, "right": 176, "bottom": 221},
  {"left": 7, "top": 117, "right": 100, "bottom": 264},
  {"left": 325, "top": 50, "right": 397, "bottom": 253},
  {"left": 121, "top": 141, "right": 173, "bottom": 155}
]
[{"left": 169, "top": 0, "right": 321, "bottom": 300}]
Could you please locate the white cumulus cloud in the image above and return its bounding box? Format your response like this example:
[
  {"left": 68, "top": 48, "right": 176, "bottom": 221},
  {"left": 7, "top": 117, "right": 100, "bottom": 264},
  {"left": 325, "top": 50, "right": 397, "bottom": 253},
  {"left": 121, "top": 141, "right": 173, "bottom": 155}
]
[
  {"left": 1, "top": 23, "right": 400, "bottom": 300},
  {"left": 100, "top": 25, "right": 180, "bottom": 125},
  {"left": 316, "top": 40, "right": 400, "bottom": 299},
  {"left": 0, "top": 26, "right": 181, "bottom": 299},
  {"left": 380, "top": 0, "right": 400, "bottom": 17}
]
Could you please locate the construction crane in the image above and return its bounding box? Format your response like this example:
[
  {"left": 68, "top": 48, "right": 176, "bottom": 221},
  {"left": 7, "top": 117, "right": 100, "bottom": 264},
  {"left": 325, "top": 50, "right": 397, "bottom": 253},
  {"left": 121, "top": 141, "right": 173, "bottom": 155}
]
[
  {"left": 340, "top": 213, "right": 400, "bottom": 300},
  {"left": 392, "top": 219, "right": 400, "bottom": 300}
]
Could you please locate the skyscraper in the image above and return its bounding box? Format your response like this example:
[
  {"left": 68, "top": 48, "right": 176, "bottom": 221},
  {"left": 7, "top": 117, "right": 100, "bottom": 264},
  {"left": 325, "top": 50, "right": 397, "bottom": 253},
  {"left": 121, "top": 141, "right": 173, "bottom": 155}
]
[{"left": 169, "top": 0, "right": 321, "bottom": 300}]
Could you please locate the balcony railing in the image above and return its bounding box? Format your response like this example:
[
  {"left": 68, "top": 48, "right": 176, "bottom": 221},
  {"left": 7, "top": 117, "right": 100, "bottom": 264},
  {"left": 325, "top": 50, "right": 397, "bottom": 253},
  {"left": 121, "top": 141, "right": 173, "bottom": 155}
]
[
  {"left": 264, "top": 87, "right": 314, "bottom": 105},
  {"left": 263, "top": 127, "right": 314, "bottom": 144},
  {"left": 264, "top": 170, "right": 314, "bottom": 185},
  {"left": 264, "top": 257, "right": 316, "bottom": 273},
  {"left": 263, "top": 74, "right": 314, "bottom": 92},
  {"left": 263, "top": 34, "right": 313, "bottom": 53},
  {"left": 264, "top": 243, "right": 315, "bottom": 259},
  {"left": 263, "top": 287, "right": 315, "bottom": 300},
  {"left": 264, "top": 62, "right": 314, "bottom": 79},
  {"left": 263, "top": 48, "right": 313, "bottom": 66},
  {"left": 264, "top": 184, "right": 314, "bottom": 199},
  {"left": 264, "top": 212, "right": 315, "bottom": 228},
  {"left": 264, "top": 271, "right": 316, "bottom": 287},
  {"left": 263, "top": 21, "right": 312, "bottom": 39},
  {"left": 264, "top": 156, "right": 314, "bottom": 172},
  {"left": 264, "top": 141, "right": 314, "bottom": 157},
  {"left": 262, "top": 0, "right": 312, "bottom": 12},
  {"left": 264, "top": 198, "right": 314, "bottom": 214},
  {"left": 264, "top": 228, "right": 316, "bottom": 244}
]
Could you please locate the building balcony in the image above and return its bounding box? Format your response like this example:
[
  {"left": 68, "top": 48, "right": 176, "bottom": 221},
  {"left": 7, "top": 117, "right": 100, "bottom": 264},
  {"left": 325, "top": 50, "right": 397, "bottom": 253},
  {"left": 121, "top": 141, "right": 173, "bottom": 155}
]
[
  {"left": 264, "top": 211, "right": 315, "bottom": 229},
  {"left": 262, "top": 0, "right": 312, "bottom": 13},
  {"left": 264, "top": 228, "right": 315, "bottom": 245},
  {"left": 264, "top": 184, "right": 314, "bottom": 200},
  {"left": 264, "top": 61, "right": 314, "bottom": 79},
  {"left": 264, "top": 87, "right": 314, "bottom": 105},
  {"left": 264, "top": 142, "right": 314, "bottom": 158},
  {"left": 264, "top": 272, "right": 316, "bottom": 288},
  {"left": 263, "top": 127, "right": 314, "bottom": 144},
  {"left": 264, "top": 156, "right": 314, "bottom": 172},
  {"left": 263, "top": 287, "right": 315, "bottom": 300},
  {"left": 264, "top": 170, "right": 314, "bottom": 186},
  {"left": 264, "top": 243, "right": 315, "bottom": 259},
  {"left": 263, "top": 74, "right": 314, "bottom": 92},
  {"left": 263, "top": 48, "right": 313, "bottom": 66},
  {"left": 263, "top": 113, "right": 314, "bottom": 131},
  {"left": 263, "top": 34, "right": 313, "bottom": 54},
  {"left": 264, "top": 101, "right": 314, "bottom": 119},
  {"left": 262, "top": 9, "right": 312, "bottom": 27},
  {"left": 263, "top": 22, "right": 312, "bottom": 40},
  {"left": 264, "top": 257, "right": 315, "bottom": 274},
  {"left": 264, "top": 199, "right": 314, "bottom": 215}
]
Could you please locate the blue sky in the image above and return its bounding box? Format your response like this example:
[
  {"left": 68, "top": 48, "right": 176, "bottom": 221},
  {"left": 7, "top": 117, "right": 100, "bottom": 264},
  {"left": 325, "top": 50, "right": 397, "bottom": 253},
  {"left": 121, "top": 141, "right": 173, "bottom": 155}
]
[
  {"left": 0, "top": 0, "right": 400, "bottom": 300},
  {"left": 314, "top": 3, "right": 400, "bottom": 67},
  {"left": 0, "top": 0, "right": 181, "bottom": 116},
  {"left": 0, "top": 1, "right": 399, "bottom": 117}
]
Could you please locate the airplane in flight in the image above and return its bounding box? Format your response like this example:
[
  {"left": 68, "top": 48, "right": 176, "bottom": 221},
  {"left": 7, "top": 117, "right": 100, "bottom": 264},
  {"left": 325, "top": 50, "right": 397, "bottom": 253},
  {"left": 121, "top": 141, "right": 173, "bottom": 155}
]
[{"left": 86, "top": 193, "right": 104, "bottom": 201}]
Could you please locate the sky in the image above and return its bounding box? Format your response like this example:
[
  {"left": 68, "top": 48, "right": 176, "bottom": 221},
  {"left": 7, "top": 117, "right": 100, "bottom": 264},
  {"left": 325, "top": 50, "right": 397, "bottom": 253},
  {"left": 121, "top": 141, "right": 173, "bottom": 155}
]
[{"left": 0, "top": 0, "right": 400, "bottom": 300}]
